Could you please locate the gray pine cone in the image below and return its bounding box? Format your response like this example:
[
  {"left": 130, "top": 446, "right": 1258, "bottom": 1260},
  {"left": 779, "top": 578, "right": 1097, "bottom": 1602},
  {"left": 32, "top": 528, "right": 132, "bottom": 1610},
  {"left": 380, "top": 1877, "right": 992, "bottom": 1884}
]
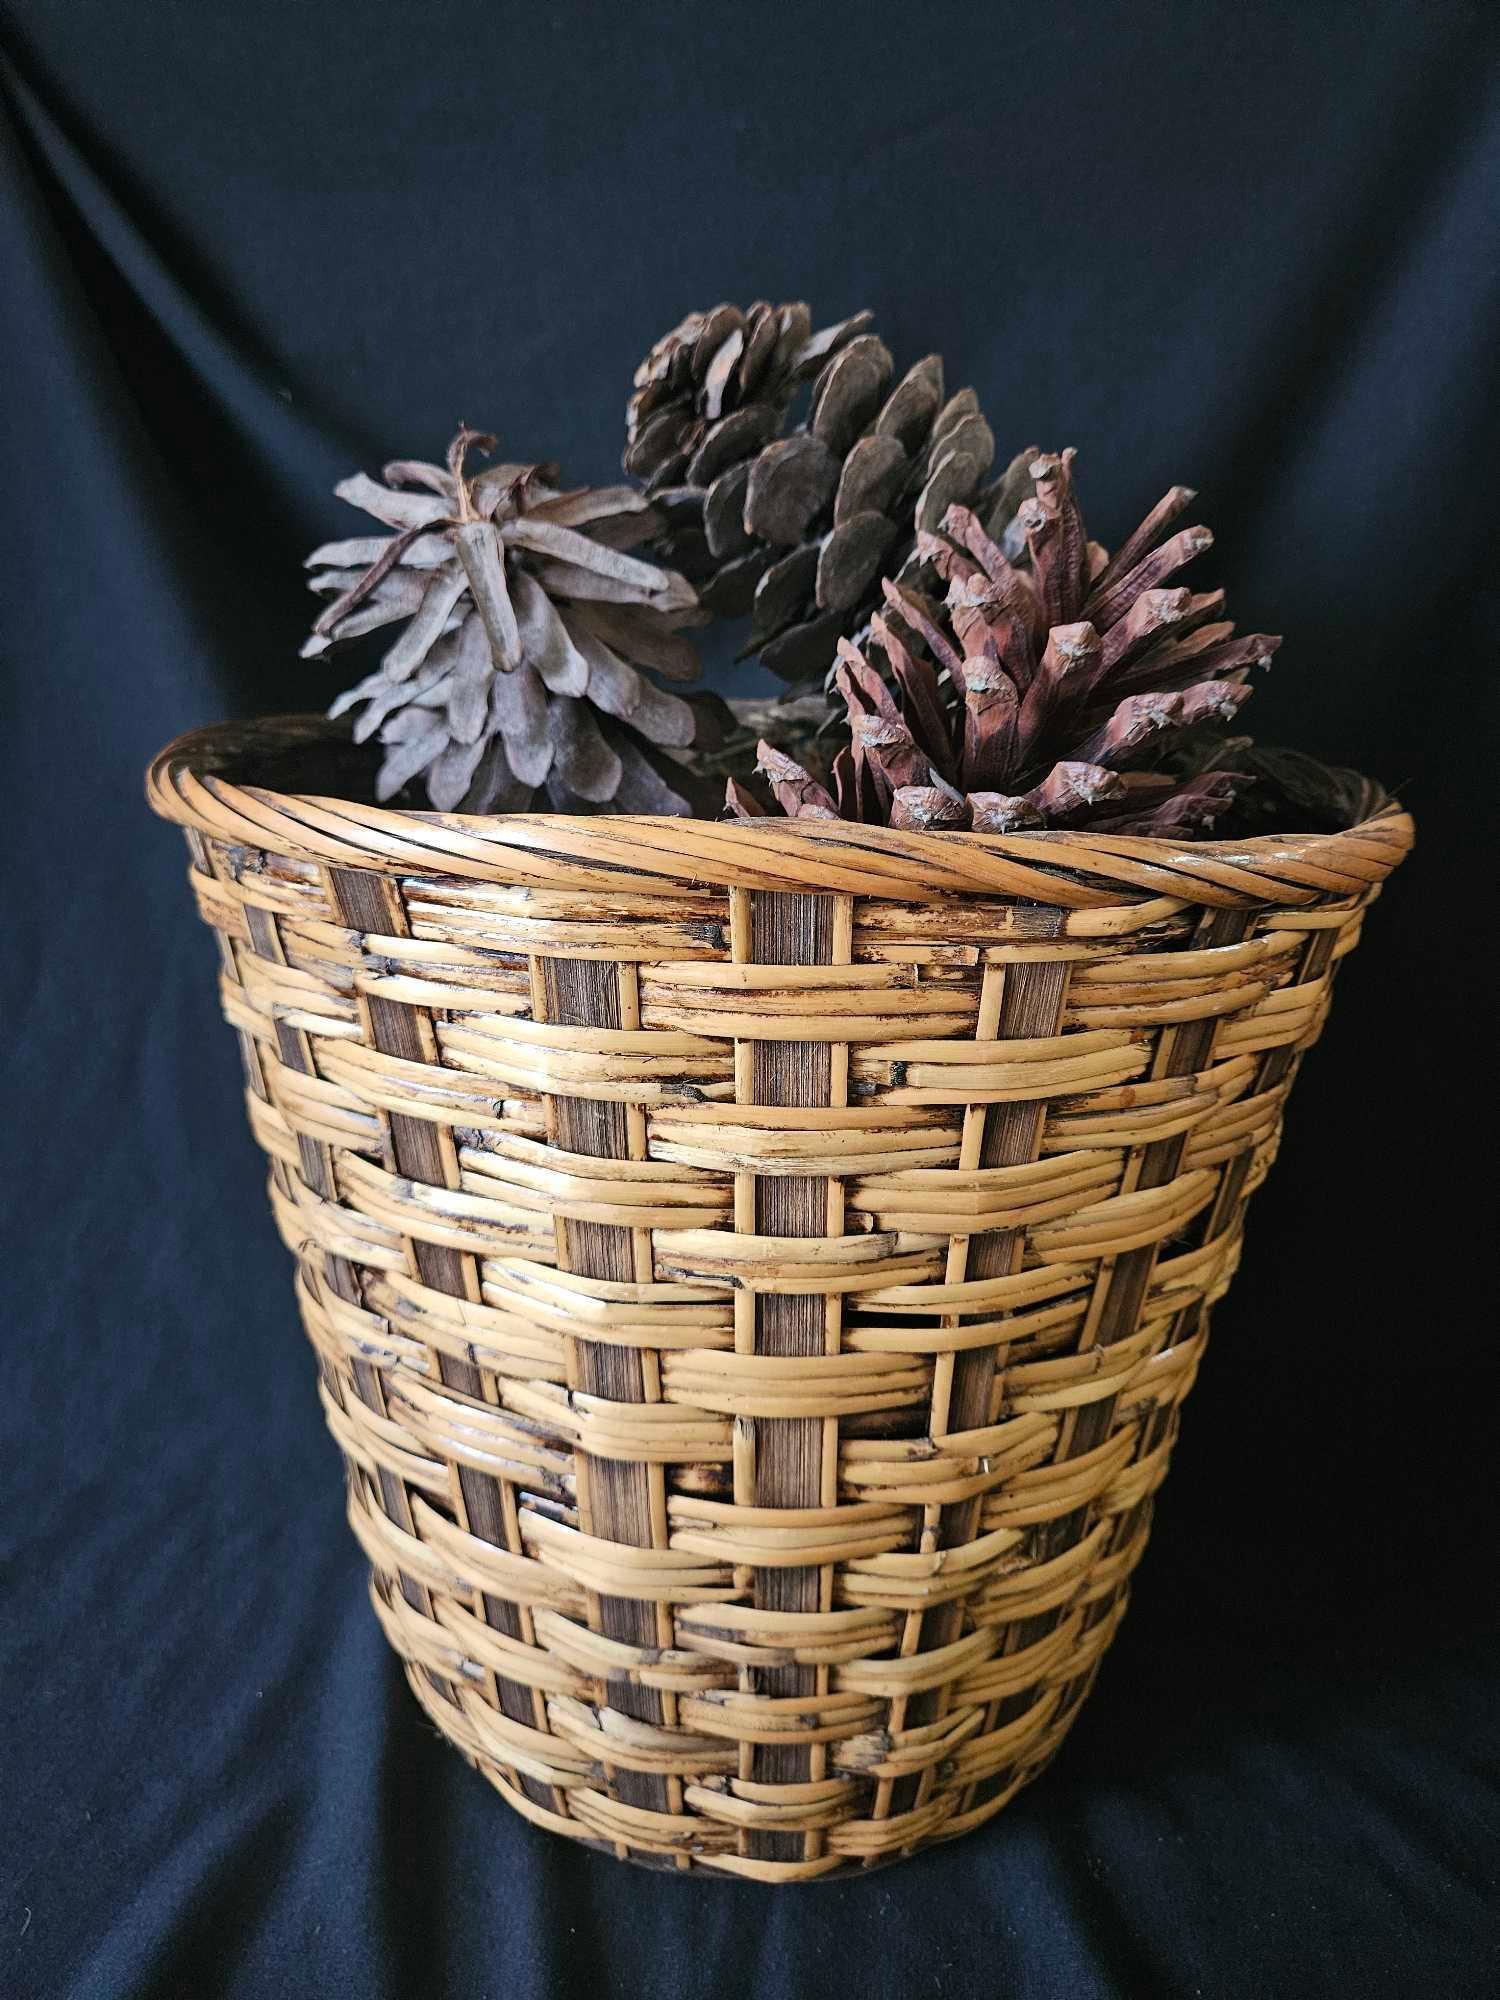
[{"left": 306, "top": 426, "right": 709, "bottom": 813}]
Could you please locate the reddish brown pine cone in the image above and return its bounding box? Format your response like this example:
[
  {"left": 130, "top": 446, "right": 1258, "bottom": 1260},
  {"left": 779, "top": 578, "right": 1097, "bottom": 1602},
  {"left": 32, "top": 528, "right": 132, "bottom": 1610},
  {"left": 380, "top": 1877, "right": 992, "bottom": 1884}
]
[{"left": 725, "top": 448, "right": 1282, "bottom": 836}]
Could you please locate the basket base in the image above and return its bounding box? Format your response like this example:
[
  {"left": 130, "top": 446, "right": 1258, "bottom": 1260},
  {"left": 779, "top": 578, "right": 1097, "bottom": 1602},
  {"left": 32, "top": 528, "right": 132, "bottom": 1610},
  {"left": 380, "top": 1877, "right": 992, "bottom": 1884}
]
[{"left": 409, "top": 1656, "right": 1105, "bottom": 1882}]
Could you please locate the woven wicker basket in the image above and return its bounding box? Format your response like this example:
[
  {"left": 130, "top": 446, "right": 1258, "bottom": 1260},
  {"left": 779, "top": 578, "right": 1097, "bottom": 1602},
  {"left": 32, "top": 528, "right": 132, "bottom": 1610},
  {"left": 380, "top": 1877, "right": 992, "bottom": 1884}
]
[{"left": 148, "top": 715, "right": 1412, "bottom": 1882}]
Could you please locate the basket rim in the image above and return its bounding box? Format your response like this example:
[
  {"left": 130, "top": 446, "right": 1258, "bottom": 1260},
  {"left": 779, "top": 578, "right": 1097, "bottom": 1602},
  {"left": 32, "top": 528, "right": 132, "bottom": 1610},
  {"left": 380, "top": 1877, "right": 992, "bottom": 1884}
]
[{"left": 147, "top": 714, "right": 1414, "bottom": 909}]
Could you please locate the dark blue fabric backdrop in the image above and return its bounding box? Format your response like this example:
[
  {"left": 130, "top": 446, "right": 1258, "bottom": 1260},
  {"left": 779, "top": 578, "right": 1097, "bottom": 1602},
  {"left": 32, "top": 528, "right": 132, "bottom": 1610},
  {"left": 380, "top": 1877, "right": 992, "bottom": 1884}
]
[{"left": 3, "top": 4, "right": 1497, "bottom": 1996}]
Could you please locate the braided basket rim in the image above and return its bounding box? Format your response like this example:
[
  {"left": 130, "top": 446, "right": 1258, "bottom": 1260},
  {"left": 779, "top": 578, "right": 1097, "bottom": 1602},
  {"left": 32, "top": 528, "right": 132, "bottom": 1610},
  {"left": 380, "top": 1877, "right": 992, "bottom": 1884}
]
[{"left": 148, "top": 714, "right": 1414, "bottom": 909}]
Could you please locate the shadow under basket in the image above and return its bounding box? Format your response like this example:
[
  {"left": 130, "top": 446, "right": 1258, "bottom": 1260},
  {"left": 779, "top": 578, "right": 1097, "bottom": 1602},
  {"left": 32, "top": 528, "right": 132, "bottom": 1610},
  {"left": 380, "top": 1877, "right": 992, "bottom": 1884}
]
[{"left": 148, "top": 715, "right": 1413, "bottom": 1883}]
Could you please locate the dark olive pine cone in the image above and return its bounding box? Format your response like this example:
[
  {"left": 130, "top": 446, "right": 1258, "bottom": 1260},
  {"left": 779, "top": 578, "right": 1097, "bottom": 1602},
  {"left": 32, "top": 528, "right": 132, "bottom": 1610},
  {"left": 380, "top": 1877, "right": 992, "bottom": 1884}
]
[
  {"left": 726, "top": 448, "right": 1283, "bottom": 836},
  {"left": 623, "top": 301, "right": 999, "bottom": 681},
  {"left": 305, "top": 425, "right": 717, "bottom": 813}
]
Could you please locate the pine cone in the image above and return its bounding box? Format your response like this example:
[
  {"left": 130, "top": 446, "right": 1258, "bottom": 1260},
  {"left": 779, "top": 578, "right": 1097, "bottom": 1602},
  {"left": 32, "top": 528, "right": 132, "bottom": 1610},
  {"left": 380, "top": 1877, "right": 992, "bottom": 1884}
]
[
  {"left": 726, "top": 449, "right": 1282, "bottom": 837},
  {"left": 305, "top": 425, "right": 712, "bottom": 813},
  {"left": 624, "top": 301, "right": 999, "bottom": 682}
]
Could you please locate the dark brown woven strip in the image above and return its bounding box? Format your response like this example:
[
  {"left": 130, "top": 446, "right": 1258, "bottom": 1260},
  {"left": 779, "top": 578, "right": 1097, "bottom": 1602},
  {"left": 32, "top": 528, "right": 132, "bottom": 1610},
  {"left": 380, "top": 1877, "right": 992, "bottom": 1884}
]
[
  {"left": 744, "top": 890, "right": 836, "bottom": 1862},
  {"left": 538, "top": 957, "right": 670, "bottom": 1816}
]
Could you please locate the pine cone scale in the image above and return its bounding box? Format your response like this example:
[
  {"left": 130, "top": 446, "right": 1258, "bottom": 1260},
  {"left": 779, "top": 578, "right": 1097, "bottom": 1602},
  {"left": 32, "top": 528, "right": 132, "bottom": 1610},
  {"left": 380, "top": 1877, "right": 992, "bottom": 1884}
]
[
  {"left": 835, "top": 433, "right": 908, "bottom": 523},
  {"left": 744, "top": 435, "right": 840, "bottom": 544},
  {"left": 703, "top": 461, "right": 755, "bottom": 558},
  {"left": 816, "top": 511, "right": 897, "bottom": 614}
]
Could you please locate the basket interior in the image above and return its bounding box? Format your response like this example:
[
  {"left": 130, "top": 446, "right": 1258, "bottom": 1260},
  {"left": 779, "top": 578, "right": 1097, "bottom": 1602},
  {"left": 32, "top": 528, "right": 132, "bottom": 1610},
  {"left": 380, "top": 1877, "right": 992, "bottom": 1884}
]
[{"left": 184, "top": 713, "right": 1388, "bottom": 837}]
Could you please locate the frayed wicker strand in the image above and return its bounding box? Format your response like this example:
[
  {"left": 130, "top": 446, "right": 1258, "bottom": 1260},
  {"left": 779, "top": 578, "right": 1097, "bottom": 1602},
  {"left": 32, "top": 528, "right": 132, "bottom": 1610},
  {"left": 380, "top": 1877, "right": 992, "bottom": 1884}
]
[{"left": 149, "top": 717, "right": 1412, "bottom": 1881}]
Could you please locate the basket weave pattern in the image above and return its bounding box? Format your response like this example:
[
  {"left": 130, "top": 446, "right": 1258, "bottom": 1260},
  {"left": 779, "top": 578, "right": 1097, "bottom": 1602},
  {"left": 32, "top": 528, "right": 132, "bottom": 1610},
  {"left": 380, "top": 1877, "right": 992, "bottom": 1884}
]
[{"left": 150, "top": 720, "right": 1411, "bottom": 1882}]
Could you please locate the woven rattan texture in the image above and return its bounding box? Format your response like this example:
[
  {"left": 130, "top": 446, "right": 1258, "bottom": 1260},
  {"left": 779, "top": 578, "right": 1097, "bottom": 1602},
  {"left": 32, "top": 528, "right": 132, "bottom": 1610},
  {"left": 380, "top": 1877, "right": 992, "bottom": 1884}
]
[{"left": 150, "top": 721, "right": 1412, "bottom": 1881}]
